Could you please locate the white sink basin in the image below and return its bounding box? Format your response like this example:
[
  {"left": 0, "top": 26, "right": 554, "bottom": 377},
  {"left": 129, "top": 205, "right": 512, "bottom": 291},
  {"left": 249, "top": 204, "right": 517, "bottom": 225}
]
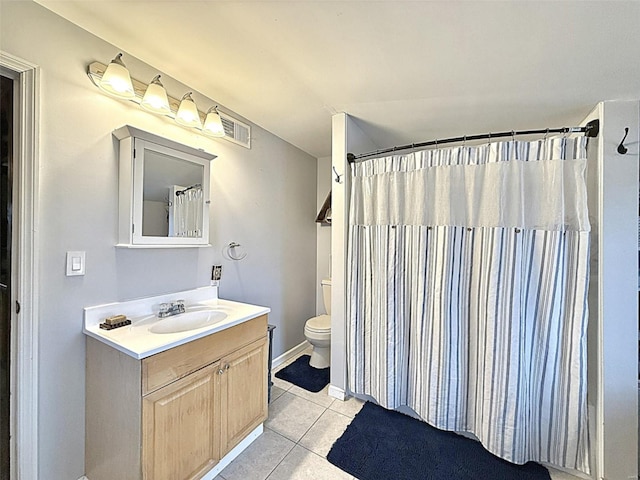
[{"left": 148, "top": 308, "right": 228, "bottom": 334}]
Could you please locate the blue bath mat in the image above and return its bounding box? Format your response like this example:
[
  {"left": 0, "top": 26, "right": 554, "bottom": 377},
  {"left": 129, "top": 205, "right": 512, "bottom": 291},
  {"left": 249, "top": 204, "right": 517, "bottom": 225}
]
[
  {"left": 327, "top": 402, "right": 551, "bottom": 480},
  {"left": 274, "top": 355, "right": 329, "bottom": 393}
]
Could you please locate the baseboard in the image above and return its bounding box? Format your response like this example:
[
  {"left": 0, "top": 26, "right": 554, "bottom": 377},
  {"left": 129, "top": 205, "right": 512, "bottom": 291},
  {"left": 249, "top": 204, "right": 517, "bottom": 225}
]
[
  {"left": 202, "top": 424, "right": 263, "bottom": 479},
  {"left": 328, "top": 384, "right": 346, "bottom": 400},
  {"left": 272, "top": 340, "right": 310, "bottom": 369}
]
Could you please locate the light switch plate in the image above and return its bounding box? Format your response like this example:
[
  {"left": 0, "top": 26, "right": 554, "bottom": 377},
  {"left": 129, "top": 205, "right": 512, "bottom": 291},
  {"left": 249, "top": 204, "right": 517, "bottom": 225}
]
[{"left": 66, "top": 251, "right": 85, "bottom": 276}]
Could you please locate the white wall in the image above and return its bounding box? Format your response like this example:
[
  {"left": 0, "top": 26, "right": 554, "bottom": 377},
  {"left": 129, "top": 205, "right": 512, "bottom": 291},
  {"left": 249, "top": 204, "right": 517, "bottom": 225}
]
[
  {"left": 585, "top": 101, "right": 638, "bottom": 480},
  {"left": 0, "top": 2, "right": 318, "bottom": 479},
  {"left": 316, "top": 156, "right": 331, "bottom": 314},
  {"left": 330, "top": 113, "right": 378, "bottom": 396}
]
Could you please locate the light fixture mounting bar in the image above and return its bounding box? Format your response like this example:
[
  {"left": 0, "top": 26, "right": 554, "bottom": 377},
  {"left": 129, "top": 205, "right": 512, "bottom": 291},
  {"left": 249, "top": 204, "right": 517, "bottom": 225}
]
[{"left": 87, "top": 61, "right": 202, "bottom": 122}]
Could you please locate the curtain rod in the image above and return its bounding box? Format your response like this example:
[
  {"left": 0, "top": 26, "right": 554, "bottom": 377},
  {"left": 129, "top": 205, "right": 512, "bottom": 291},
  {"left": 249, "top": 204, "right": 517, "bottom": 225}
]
[{"left": 347, "top": 119, "right": 600, "bottom": 163}]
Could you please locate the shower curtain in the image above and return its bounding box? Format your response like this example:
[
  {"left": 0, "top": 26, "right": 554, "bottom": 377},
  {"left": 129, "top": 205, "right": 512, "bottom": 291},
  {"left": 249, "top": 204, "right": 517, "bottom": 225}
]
[
  {"left": 347, "top": 136, "right": 591, "bottom": 474},
  {"left": 172, "top": 185, "right": 203, "bottom": 237}
]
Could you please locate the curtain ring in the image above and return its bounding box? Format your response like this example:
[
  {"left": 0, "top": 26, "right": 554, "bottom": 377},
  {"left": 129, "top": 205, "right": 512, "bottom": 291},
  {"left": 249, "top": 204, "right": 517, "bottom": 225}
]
[
  {"left": 511, "top": 130, "right": 516, "bottom": 142},
  {"left": 488, "top": 132, "right": 491, "bottom": 145},
  {"left": 435, "top": 138, "right": 438, "bottom": 151},
  {"left": 543, "top": 128, "right": 549, "bottom": 141},
  {"left": 462, "top": 135, "right": 467, "bottom": 148}
]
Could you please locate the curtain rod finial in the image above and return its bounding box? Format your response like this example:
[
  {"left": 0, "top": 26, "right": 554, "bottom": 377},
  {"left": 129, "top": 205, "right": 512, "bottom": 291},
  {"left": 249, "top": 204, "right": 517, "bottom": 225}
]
[{"left": 585, "top": 119, "right": 600, "bottom": 138}]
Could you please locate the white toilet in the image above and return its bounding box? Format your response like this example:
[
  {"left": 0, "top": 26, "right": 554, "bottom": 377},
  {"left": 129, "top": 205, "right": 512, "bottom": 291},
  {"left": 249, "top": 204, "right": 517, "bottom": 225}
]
[{"left": 304, "top": 278, "right": 331, "bottom": 369}]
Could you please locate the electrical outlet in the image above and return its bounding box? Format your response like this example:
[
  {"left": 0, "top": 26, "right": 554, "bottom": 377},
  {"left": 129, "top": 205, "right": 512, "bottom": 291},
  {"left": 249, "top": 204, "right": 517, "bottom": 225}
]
[{"left": 212, "top": 265, "right": 222, "bottom": 281}]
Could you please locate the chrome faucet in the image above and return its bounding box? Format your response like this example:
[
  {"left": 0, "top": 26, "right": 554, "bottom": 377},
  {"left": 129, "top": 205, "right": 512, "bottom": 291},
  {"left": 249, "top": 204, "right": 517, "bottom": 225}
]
[{"left": 158, "top": 300, "right": 186, "bottom": 318}]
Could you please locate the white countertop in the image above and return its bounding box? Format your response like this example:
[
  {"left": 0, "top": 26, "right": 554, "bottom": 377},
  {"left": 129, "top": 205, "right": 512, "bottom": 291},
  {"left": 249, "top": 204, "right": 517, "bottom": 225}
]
[{"left": 83, "top": 287, "right": 270, "bottom": 359}]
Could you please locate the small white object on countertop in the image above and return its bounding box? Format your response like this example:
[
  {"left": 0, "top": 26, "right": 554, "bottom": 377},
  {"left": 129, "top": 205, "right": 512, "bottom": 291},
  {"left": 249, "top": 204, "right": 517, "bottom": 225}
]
[{"left": 83, "top": 286, "right": 270, "bottom": 359}]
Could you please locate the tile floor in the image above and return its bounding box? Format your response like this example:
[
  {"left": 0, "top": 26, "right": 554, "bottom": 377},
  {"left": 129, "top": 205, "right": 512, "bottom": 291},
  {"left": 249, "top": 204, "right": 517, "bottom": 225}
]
[{"left": 214, "top": 349, "right": 582, "bottom": 480}]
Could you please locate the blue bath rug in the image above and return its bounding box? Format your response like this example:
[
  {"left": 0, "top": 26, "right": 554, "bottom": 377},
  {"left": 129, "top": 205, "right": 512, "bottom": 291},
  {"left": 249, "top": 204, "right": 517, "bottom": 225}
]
[
  {"left": 274, "top": 355, "right": 329, "bottom": 393},
  {"left": 327, "top": 402, "right": 551, "bottom": 480}
]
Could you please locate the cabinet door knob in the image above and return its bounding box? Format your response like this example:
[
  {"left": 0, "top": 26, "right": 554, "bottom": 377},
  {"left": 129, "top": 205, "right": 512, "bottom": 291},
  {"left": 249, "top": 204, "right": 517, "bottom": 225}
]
[
  {"left": 225, "top": 364, "right": 230, "bottom": 371},
  {"left": 218, "top": 368, "right": 225, "bottom": 375}
]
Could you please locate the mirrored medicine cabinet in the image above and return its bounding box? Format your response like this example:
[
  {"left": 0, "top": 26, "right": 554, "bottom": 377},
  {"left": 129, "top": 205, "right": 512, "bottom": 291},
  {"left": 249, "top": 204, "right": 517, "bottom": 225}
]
[{"left": 113, "top": 125, "right": 216, "bottom": 247}]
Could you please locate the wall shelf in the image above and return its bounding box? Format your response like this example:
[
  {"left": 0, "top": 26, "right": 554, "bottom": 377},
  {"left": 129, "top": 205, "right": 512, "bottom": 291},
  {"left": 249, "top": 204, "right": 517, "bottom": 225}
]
[{"left": 316, "top": 191, "right": 331, "bottom": 226}]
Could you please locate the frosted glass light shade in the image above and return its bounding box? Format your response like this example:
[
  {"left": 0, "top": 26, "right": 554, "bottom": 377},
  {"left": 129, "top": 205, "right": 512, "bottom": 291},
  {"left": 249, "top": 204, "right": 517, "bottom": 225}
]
[
  {"left": 176, "top": 92, "right": 202, "bottom": 128},
  {"left": 141, "top": 75, "right": 171, "bottom": 115},
  {"left": 203, "top": 107, "right": 225, "bottom": 137},
  {"left": 99, "top": 53, "right": 135, "bottom": 98}
]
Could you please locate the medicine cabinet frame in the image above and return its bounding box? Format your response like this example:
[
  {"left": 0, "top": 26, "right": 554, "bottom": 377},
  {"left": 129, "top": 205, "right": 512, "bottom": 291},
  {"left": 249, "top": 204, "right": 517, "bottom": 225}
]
[{"left": 114, "top": 125, "right": 216, "bottom": 248}]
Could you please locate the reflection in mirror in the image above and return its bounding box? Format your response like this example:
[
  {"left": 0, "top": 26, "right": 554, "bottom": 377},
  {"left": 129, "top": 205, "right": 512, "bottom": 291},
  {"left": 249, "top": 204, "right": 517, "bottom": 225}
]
[{"left": 142, "top": 149, "right": 204, "bottom": 237}]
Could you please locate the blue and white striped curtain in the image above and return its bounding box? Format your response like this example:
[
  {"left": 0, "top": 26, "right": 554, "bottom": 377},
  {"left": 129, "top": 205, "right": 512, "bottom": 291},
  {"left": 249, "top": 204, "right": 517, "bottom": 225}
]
[
  {"left": 171, "top": 185, "right": 203, "bottom": 237},
  {"left": 347, "top": 136, "right": 591, "bottom": 474}
]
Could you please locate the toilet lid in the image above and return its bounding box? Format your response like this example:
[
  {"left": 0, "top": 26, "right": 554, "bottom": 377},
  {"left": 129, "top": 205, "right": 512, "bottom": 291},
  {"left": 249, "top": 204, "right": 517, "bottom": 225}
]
[{"left": 306, "top": 314, "right": 331, "bottom": 332}]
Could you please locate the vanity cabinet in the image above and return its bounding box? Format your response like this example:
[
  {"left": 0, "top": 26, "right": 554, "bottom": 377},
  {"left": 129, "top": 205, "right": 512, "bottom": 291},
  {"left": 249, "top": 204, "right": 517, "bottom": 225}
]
[{"left": 86, "top": 315, "right": 268, "bottom": 480}]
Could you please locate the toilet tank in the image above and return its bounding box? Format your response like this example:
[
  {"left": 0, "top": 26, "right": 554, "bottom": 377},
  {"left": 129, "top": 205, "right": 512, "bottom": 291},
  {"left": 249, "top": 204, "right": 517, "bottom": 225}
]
[{"left": 321, "top": 278, "right": 332, "bottom": 315}]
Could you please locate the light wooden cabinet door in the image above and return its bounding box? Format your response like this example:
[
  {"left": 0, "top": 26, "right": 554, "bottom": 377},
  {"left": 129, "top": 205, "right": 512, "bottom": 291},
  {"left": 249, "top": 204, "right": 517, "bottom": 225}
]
[
  {"left": 142, "top": 362, "right": 221, "bottom": 480},
  {"left": 219, "top": 337, "right": 268, "bottom": 455}
]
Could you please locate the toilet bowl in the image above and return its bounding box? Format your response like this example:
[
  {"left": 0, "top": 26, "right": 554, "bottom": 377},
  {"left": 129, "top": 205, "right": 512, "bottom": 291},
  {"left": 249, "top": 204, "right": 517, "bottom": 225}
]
[{"left": 304, "top": 278, "right": 331, "bottom": 369}]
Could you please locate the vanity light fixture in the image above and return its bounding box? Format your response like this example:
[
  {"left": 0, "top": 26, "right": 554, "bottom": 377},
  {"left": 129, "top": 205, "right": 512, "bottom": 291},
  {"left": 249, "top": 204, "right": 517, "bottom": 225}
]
[
  {"left": 140, "top": 75, "right": 171, "bottom": 115},
  {"left": 88, "top": 55, "right": 242, "bottom": 143},
  {"left": 203, "top": 106, "right": 226, "bottom": 137},
  {"left": 176, "top": 92, "right": 202, "bottom": 129},
  {"left": 98, "top": 53, "right": 135, "bottom": 99}
]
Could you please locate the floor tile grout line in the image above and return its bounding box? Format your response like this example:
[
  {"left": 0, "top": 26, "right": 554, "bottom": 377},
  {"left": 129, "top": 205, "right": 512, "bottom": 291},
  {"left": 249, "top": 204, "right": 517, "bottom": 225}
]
[
  {"left": 287, "top": 386, "right": 336, "bottom": 409},
  {"left": 266, "top": 408, "right": 355, "bottom": 480},
  {"left": 296, "top": 442, "right": 330, "bottom": 461},
  {"left": 265, "top": 390, "right": 327, "bottom": 444},
  {"left": 272, "top": 379, "right": 293, "bottom": 392},
  {"left": 322, "top": 404, "right": 352, "bottom": 420},
  {"left": 296, "top": 442, "right": 354, "bottom": 478},
  {"left": 287, "top": 387, "right": 342, "bottom": 444},
  {"left": 262, "top": 428, "right": 297, "bottom": 480},
  {"left": 295, "top": 403, "right": 331, "bottom": 447}
]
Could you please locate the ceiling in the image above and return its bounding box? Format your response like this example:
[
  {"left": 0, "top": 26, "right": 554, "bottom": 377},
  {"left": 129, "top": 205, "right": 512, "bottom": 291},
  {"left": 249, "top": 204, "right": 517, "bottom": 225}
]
[{"left": 35, "top": 0, "right": 640, "bottom": 158}]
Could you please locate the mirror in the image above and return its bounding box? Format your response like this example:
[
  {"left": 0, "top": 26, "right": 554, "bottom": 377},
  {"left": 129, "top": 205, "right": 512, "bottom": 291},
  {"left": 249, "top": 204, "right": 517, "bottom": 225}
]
[
  {"left": 114, "top": 126, "right": 215, "bottom": 247},
  {"left": 141, "top": 149, "right": 203, "bottom": 237}
]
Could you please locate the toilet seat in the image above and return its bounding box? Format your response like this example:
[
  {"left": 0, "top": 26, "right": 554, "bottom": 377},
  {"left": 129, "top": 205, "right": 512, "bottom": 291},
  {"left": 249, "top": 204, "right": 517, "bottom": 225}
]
[{"left": 305, "top": 314, "right": 331, "bottom": 333}]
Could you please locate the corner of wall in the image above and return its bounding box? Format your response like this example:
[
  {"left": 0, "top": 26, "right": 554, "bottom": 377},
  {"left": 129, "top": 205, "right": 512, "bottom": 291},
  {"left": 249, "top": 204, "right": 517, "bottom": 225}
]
[
  {"left": 316, "top": 155, "right": 332, "bottom": 316},
  {"left": 329, "top": 113, "right": 379, "bottom": 394},
  {"left": 589, "top": 99, "right": 639, "bottom": 480}
]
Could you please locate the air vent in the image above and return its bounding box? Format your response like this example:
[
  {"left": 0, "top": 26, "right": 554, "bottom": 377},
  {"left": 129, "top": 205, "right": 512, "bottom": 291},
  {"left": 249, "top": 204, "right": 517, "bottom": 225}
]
[{"left": 219, "top": 112, "right": 251, "bottom": 149}]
